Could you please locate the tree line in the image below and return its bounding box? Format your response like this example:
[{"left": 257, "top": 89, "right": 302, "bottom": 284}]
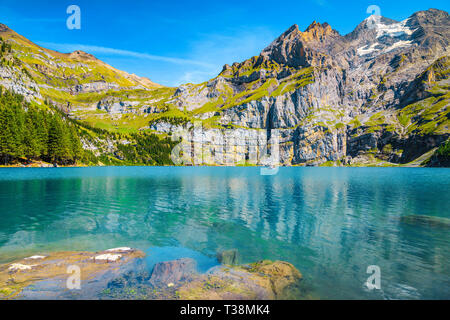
[
  {"left": 0, "top": 87, "right": 178, "bottom": 166},
  {"left": 0, "top": 88, "right": 83, "bottom": 165},
  {"left": 116, "top": 132, "right": 178, "bottom": 165}
]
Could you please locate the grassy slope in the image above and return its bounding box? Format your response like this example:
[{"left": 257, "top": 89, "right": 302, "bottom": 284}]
[{"left": 2, "top": 25, "right": 317, "bottom": 134}]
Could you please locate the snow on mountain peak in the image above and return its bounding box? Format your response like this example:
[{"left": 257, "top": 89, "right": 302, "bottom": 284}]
[
  {"left": 357, "top": 17, "right": 416, "bottom": 57},
  {"left": 373, "top": 18, "right": 415, "bottom": 39}
]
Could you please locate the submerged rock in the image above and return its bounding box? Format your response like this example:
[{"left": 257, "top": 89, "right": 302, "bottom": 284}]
[
  {"left": 100, "top": 259, "right": 305, "bottom": 300},
  {"left": 101, "top": 270, "right": 179, "bottom": 300},
  {"left": 0, "top": 248, "right": 145, "bottom": 299},
  {"left": 150, "top": 258, "right": 197, "bottom": 285},
  {"left": 178, "top": 260, "right": 303, "bottom": 300},
  {"left": 216, "top": 249, "right": 240, "bottom": 266},
  {"left": 400, "top": 215, "right": 450, "bottom": 229}
]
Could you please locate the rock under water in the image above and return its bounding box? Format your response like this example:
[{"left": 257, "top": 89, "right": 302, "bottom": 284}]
[
  {"left": 400, "top": 215, "right": 450, "bottom": 229},
  {"left": 216, "top": 249, "right": 240, "bottom": 266},
  {"left": 149, "top": 258, "right": 197, "bottom": 285},
  {"left": 101, "top": 259, "right": 305, "bottom": 300}
]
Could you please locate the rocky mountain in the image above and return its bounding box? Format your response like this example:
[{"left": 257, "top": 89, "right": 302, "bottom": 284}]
[{"left": 0, "top": 8, "right": 449, "bottom": 166}]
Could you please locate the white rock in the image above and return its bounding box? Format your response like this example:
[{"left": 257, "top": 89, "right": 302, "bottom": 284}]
[
  {"left": 25, "top": 255, "right": 46, "bottom": 260},
  {"left": 106, "top": 247, "right": 132, "bottom": 252},
  {"left": 94, "top": 254, "right": 122, "bottom": 262},
  {"left": 8, "top": 263, "right": 36, "bottom": 271}
]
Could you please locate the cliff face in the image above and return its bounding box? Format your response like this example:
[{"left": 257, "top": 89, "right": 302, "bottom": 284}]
[
  {"left": 167, "top": 9, "right": 449, "bottom": 166},
  {"left": 0, "top": 9, "right": 449, "bottom": 166}
]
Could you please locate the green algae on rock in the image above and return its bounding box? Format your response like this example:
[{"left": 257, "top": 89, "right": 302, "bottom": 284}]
[
  {"left": 178, "top": 260, "right": 303, "bottom": 300},
  {"left": 98, "top": 259, "right": 304, "bottom": 300}
]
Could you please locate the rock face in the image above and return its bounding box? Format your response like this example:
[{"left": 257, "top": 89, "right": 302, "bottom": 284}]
[
  {"left": 0, "top": 248, "right": 145, "bottom": 299},
  {"left": 155, "top": 9, "right": 450, "bottom": 167}
]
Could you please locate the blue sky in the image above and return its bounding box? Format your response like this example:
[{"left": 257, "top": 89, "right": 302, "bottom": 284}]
[{"left": 0, "top": 0, "right": 448, "bottom": 86}]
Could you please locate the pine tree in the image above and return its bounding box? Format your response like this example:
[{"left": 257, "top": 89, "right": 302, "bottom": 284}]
[
  {"left": 23, "top": 112, "right": 40, "bottom": 159},
  {"left": 60, "top": 122, "right": 73, "bottom": 164},
  {"left": 47, "top": 115, "right": 64, "bottom": 164},
  {"left": 0, "top": 88, "right": 91, "bottom": 165},
  {"left": 0, "top": 105, "right": 22, "bottom": 162},
  {"left": 35, "top": 109, "right": 48, "bottom": 156},
  {"left": 69, "top": 125, "right": 83, "bottom": 163}
]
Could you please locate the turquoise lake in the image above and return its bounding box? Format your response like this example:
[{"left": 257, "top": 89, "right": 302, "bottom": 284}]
[{"left": 0, "top": 167, "right": 449, "bottom": 299}]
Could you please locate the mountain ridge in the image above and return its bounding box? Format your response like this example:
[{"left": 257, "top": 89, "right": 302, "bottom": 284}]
[{"left": 0, "top": 8, "right": 449, "bottom": 167}]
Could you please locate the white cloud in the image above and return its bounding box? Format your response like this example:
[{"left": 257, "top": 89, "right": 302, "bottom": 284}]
[
  {"left": 37, "top": 26, "right": 276, "bottom": 86},
  {"left": 37, "top": 42, "right": 214, "bottom": 68}
]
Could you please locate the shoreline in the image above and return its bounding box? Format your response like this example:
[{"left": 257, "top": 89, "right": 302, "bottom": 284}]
[
  {"left": 0, "top": 164, "right": 447, "bottom": 168},
  {"left": 0, "top": 247, "right": 305, "bottom": 300},
  {"left": 0, "top": 148, "right": 446, "bottom": 168}
]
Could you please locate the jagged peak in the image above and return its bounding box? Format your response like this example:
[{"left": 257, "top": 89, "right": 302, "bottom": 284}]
[
  {"left": 276, "top": 24, "right": 300, "bottom": 40},
  {"left": 364, "top": 15, "right": 398, "bottom": 27},
  {"left": 306, "top": 20, "right": 318, "bottom": 30},
  {"left": 346, "top": 15, "right": 399, "bottom": 41},
  {"left": 305, "top": 20, "right": 328, "bottom": 31},
  {"left": 286, "top": 24, "right": 299, "bottom": 33},
  {"left": 276, "top": 21, "right": 337, "bottom": 41},
  {"left": 261, "top": 25, "right": 297, "bottom": 54},
  {"left": 264, "top": 20, "right": 337, "bottom": 51},
  {"left": 302, "top": 20, "right": 337, "bottom": 41}
]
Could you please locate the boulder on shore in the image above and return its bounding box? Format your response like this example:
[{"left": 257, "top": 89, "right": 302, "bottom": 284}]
[
  {"left": 0, "top": 248, "right": 145, "bottom": 299},
  {"left": 100, "top": 259, "right": 305, "bottom": 300},
  {"left": 178, "top": 260, "right": 303, "bottom": 300},
  {"left": 1, "top": 248, "right": 305, "bottom": 300}
]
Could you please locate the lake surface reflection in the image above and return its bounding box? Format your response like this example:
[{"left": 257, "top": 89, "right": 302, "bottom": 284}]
[{"left": 0, "top": 167, "right": 448, "bottom": 299}]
